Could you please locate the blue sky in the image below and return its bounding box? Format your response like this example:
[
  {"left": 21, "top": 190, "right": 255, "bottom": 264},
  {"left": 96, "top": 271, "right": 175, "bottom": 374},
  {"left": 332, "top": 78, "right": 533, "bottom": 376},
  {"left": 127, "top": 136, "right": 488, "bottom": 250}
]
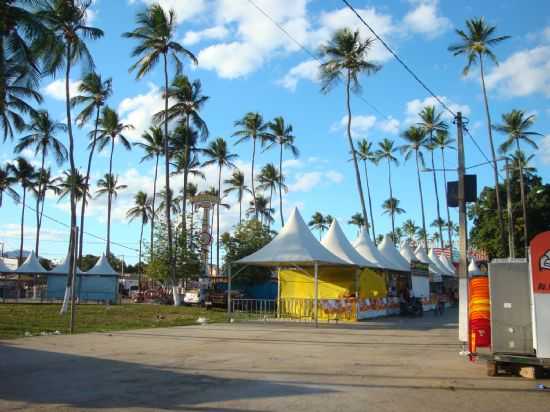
[{"left": 1, "top": 0, "right": 549, "bottom": 264}]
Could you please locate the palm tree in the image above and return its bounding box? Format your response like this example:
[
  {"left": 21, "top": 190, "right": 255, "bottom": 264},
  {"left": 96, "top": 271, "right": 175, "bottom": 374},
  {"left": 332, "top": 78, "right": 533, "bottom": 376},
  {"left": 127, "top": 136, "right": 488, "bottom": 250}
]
[
  {"left": 431, "top": 232, "right": 441, "bottom": 247},
  {"left": 133, "top": 126, "right": 163, "bottom": 257},
  {"left": 154, "top": 75, "right": 208, "bottom": 235},
  {"left": 510, "top": 150, "right": 536, "bottom": 178},
  {"left": 319, "top": 28, "right": 381, "bottom": 227},
  {"left": 0, "top": 165, "right": 20, "bottom": 207},
  {"left": 37, "top": 0, "right": 103, "bottom": 313},
  {"left": 494, "top": 109, "right": 542, "bottom": 254},
  {"left": 416, "top": 228, "right": 428, "bottom": 246},
  {"left": 400, "top": 126, "right": 428, "bottom": 248},
  {"left": 247, "top": 195, "right": 274, "bottom": 226},
  {"left": 224, "top": 169, "right": 250, "bottom": 224},
  {"left": 449, "top": 17, "right": 510, "bottom": 252},
  {"left": 356, "top": 139, "right": 377, "bottom": 241},
  {"left": 8, "top": 157, "right": 35, "bottom": 263},
  {"left": 433, "top": 130, "right": 455, "bottom": 247},
  {"left": 376, "top": 138, "right": 399, "bottom": 237},
  {"left": 308, "top": 212, "right": 329, "bottom": 240},
  {"left": 201, "top": 138, "right": 238, "bottom": 270},
  {"left": 257, "top": 163, "right": 287, "bottom": 224},
  {"left": 402, "top": 219, "right": 418, "bottom": 242},
  {"left": 233, "top": 112, "right": 271, "bottom": 218},
  {"left": 348, "top": 213, "right": 366, "bottom": 235},
  {"left": 124, "top": 5, "right": 197, "bottom": 300},
  {"left": 431, "top": 218, "right": 446, "bottom": 246},
  {"left": 126, "top": 191, "right": 151, "bottom": 286},
  {"left": 95, "top": 173, "right": 127, "bottom": 257},
  {"left": 394, "top": 227, "right": 404, "bottom": 245},
  {"left": 96, "top": 106, "right": 133, "bottom": 178},
  {"left": 58, "top": 169, "right": 89, "bottom": 205},
  {"left": 186, "top": 182, "right": 198, "bottom": 241},
  {"left": 31, "top": 168, "right": 60, "bottom": 255},
  {"left": 418, "top": 106, "right": 447, "bottom": 248},
  {"left": 71, "top": 72, "right": 112, "bottom": 262},
  {"left": 266, "top": 116, "right": 298, "bottom": 227},
  {"left": 382, "top": 197, "right": 405, "bottom": 241}
]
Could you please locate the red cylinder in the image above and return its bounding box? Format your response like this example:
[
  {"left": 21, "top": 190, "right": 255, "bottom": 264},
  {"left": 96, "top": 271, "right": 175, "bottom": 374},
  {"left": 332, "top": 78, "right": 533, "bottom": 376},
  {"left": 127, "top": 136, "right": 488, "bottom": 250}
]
[{"left": 469, "top": 276, "right": 491, "bottom": 350}]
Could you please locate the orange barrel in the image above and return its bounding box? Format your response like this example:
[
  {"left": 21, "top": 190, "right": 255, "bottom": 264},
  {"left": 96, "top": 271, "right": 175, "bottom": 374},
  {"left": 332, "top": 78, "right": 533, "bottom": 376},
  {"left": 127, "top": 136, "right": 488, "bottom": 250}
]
[{"left": 468, "top": 276, "right": 491, "bottom": 349}]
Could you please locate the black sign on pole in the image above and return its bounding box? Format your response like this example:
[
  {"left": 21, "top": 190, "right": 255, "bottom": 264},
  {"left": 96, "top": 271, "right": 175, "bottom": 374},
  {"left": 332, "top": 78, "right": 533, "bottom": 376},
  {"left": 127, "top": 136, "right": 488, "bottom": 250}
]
[{"left": 447, "top": 175, "right": 477, "bottom": 207}]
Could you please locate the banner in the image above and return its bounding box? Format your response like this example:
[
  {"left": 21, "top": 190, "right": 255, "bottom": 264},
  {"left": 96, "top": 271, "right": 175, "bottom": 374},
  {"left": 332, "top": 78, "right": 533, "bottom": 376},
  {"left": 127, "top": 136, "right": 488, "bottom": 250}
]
[{"left": 530, "top": 231, "right": 550, "bottom": 293}]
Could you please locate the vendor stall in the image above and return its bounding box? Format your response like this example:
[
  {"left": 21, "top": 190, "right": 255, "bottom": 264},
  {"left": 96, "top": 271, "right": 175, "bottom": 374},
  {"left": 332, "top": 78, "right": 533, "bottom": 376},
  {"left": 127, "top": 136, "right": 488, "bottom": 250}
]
[
  {"left": 400, "top": 242, "right": 431, "bottom": 309},
  {"left": 378, "top": 236, "right": 411, "bottom": 311}
]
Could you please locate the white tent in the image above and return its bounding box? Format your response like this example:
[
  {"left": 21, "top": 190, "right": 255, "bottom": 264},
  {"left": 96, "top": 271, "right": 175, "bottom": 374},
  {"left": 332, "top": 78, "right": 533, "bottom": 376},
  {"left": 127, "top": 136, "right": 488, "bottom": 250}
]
[
  {"left": 48, "top": 255, "right": 85, "bottom": 275},
  {"left": 15, "top": 251, "right": 47, "bottom": 274},
  {"left": 321, "top": 220, "right": 375, "bottom": 267},
  {"left": 353, "top": 230, "right": 391, "bottom": 269},
  {"left": 86, "top": 254, "right": 118, "bottom": 276},
  {"left": 0, "top": 258, "right": 12, "bottom": 273},
  {"left": 378, "top": 235, "right": 410, "bottom": 272},
  {"left": 415, "top": 245, "right": 442, "bottom": 279},
  {"left": 468, "top": 259, "right": 483, "bottom": 276},
  {"left": 439, "top": 254, "right": 456, "bottom": 276},
  {"left": 399, "top": 242, "right": 417, "bottom": 264},
  {"left": 429, "top": 249, "right": 454, "bottom": 276},
  {"left": 400, "top": 243, "right": 429, "bottom": 300},
  {"left": 236, "top": 208, "right": 352, "bottom": 267}
]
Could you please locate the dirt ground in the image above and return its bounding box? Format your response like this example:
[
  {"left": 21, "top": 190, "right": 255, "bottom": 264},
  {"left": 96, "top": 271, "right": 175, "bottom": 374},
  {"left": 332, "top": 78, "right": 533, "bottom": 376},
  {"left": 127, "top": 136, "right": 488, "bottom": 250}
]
[{"left": 0, "top": 308, "right": 548, "bottom": 411}]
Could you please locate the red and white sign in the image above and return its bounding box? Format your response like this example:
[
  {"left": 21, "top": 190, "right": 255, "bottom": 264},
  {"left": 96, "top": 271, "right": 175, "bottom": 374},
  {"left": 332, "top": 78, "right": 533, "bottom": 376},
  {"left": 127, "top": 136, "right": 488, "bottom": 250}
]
[
  {"left": 530, "top": 231, "right": 550, "bottom": 358},
  {"left": 530, "top": 231, "right": 550, "bottom": 294}
]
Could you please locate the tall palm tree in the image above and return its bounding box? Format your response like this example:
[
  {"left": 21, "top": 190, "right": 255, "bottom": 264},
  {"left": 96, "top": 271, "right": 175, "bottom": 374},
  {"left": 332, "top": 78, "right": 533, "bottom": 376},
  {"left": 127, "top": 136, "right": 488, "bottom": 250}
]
[
  {"left": 400, "top": 125, "right": 428, "bottom": 249},
  {"left": 0, "top": 165, "right": 20, "bottom": 207},
  {"left": 201, "top": 138, "right": 238, "bottom": 270},
  {"left": 308, "top": 212, "right": 329, "bottom": 240},
  {"left": 494, "top": 109, "right": 542, "bottom": 254},
  {"left": 433, "top": 130, "right": 455, "bottom": 247},
  {"left": 224, "top": 169, "right": 250, "bottom": 224},
  {"left": 257, "top": 163, "right": 287, "bottom": 223},
  {"left": 154, "top": 75, "right": 208, "bottom": 235},
  {"left": 431, "top": 218, "right": 446, "bottom": 246},
  {"left": 57, "top": 169, "right": 89, "bottom": 205},
  {"left": 402, "top": 219, "right": 418, "bottom": 242},
  {"left": 449, "top": 17, "right": 510, "bottom": 252},
  {"left": 418, "top": 106, "right": 447, "bottom": 248},
  {"left": 382, "top": 197, "right": 406, "bottom": 241},
  {"left": 319, "top": 28, "right": 381, "bottom": 227},
  {"left": 416, "top": 228, "right": 428, "bottom": 246},
  {"left": 356, "top": 138, "right": 377, "bottom": 240},
  {"left": 31, "top": 168, "right": 60, "bottom": 255},
  {"left": 186, "top": 182, "right": 198, "bottom": 242},
  {"left": 71, "top": 72, "right": 112, "bottom": 262},
  {"left": 124, "top": 5, "right": 197, "bottom": 301},
  {"left": 266, "top": 116, "right": 298, "bottom": 227},
  {"left": 376, "top": 138, "right": 399, "bottom": 237},
  {"left": 247, "top": 195, "right": 274, "bottom": 226},
  {"left": 96, "top": 106, "right": 133, "bottom": 178},
  {"left": 510, "top": 150, "right": 536, "bottom": 178},
  {"left": 8, "top": 157, "right": 35, "bottom": 263},
  {"left": 36, "top": 0, "right": 103, "bottom": 313},
  {"left": 233, "top": 112, "right": 270, "bottom": 218},
  {"left": 348, "top": 213, "right": 366, "bottom": 235},
  {"left": 126, "top": 191, "right": 151, "bottom": 286},
  {"left": 132, "top": 126, "right": 163, "bottom": 258},
  {"left": 95, "top": 173, "right": 127, "bottom": 257}
]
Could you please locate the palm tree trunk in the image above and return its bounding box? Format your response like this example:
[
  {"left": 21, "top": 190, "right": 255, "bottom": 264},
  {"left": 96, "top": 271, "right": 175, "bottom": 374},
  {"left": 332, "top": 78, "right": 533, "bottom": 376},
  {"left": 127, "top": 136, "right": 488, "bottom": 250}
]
[
  {"left": 363, "top": 160, "right": 376, "bottom": 241},
  {"left": 279, "top": 144, "right": 285, "bottom": 227},
  {"left": 479, "top": 53, "right": 505, "bottom": 254},
  {"left": 19, "top": 188, "right": 26, "bottom": 265},
  {"left": 106, "top": 190, "right": 112, "bottom": 257},
  {"left": 345, "top": 70, "right": 369, "bottom": 227},
  {"left": 515, "top": 139, "right": 528, "bottom": 255},
  {"left": 162, "top": 53, "right": 177, "bottom": 305},
  {"left": 61, "top": 42, "right": 77, "bottom": 315},
  {"left": 216, "top": 165, "right": 221, "bottom": 273},
  {"left": 138, "top": 218, "right": 143, "bottom": 291},
  {"left": 251, "top": 137, "right": 257, "bottom": 218},
  {"left": 150, "top": 153, "right": 159, "bottom": 259},
  {"left": 269, "top": 186, "right": 273, "bottom": 228},
  {"left": 415, "top": 150, "right": 428, "bottom": 250},
  {"left": 441, "top": 148, "right": 452, "bottom": 249},
  {"left": 79, "top": 106, "right": 100, "bottom": 263},
  {"left": 387, "top": 158, "right": 395, "bottom": 237},
  {"left": 238, "top": 191, "right": 242, "bottom": 224},
  {"left": 35, "top": 150, "right": 46, "bottom": 255},
  {"left": 429, "top": 143, "right": 444, "bottom": 248},
  {"left": 182, "top": 115, "right": 191, "bottom": 235}
]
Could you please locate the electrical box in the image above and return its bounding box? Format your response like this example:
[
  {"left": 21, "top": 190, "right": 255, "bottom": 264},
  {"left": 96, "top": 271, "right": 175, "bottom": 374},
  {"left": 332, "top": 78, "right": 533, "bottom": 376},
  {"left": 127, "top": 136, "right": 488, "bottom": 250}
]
[{"left": 488, "top": 259, "right": 534, "bottom": 355}]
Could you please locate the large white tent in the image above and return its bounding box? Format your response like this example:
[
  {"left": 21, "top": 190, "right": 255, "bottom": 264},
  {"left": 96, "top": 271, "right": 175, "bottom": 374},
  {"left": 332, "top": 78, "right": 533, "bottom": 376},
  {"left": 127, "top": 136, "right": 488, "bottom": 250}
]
[
  {"left": 15, "top": 251, "right": 47, "bottom": 274},
  {"left": 353, "top": 230, "right": 391, "bottom": 269},
  {"left": 438, "top": 254, "right": 456, "bottom": 276},
  {"left": 429, "top": 249, "right": 454, "bottom": 276},
  {"left": 399, "top": 242, "right": 417, "bottom": 264},
  {"left": 321, "top": 220, "right": 374, "bottom": 267},
  {"left": 378, "top": 235, "right": 410, "bottom": 272},
  {"left": 415, "top": 245, "right": 443, "bottom": 281}
]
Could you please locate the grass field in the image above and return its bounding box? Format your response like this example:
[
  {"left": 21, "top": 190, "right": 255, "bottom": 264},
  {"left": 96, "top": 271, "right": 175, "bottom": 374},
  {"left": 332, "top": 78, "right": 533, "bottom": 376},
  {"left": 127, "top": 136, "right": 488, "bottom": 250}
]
[{"left": 0, "top": 303, "right": 230, "bottom": 339}]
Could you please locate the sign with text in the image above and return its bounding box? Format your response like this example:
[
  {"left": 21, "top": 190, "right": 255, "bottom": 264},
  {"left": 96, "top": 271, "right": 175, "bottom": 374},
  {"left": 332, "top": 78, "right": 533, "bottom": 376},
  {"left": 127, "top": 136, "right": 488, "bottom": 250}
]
[{"left": 530, "top": 231, "right": 550, "bottom": 294}]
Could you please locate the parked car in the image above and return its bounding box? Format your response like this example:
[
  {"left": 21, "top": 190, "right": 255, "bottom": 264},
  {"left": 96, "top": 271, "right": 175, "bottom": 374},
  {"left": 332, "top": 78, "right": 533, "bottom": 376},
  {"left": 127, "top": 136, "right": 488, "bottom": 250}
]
[{"left": 183, "top": 289, "right": 207, "bottom": 306}]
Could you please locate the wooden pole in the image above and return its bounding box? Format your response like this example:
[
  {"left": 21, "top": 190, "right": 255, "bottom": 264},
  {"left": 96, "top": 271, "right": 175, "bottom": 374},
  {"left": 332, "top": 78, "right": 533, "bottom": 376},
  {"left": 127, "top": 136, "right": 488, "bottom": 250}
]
[
  {"left": 313, "top": 262, "right": 318, "bottom": 328},
  {"left": 277, "top": 267, "right": 281, "bottom": 318}
]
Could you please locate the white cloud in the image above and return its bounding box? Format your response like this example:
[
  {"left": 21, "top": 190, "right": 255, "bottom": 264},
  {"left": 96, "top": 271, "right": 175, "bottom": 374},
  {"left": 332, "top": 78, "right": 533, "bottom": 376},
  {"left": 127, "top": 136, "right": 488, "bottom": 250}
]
[
  {"left": 333, "top": 114, "right": 377, "bottom": 138},
  {"left": 278, "top": 59, "right": 320, "bottom": 91},
  {"left": 485, "top": 45, "right": 550, "bottom": 98},
  {"left": 539, "top": 134, "right": 550, "bottom": 165},
  {"left": 43, "top": 79, "right": 82, "bottom": 101},
  {"left": 289, "top": 170, "right": 344, "bottom": 192},
  {"left": 182, "top": 25, "right": 229, "bottom": 46},
  {"left": 405, "top": 96, "right": 470, "bottom": 124},
  {"left": 403, "top": 0, "right": 451, "bottom": 39},
  {"left": 128, "top": 0, "right": 207, "bottom": 23},
  {"left": 377, "top": 116, "right": 400, "bottom": 134},
  {"left": 198, "top": 41, "right": 265, "bottom": 79},
  {"left": 117, "top": 83, "right": 164, "bottom": 141}
]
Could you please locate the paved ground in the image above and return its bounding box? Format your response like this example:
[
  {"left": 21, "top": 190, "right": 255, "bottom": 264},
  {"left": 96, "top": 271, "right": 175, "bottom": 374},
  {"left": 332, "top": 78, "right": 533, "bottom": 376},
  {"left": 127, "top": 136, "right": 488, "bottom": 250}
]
[{"left": 0, "top": 308, "right": 548, "bottom": 411}]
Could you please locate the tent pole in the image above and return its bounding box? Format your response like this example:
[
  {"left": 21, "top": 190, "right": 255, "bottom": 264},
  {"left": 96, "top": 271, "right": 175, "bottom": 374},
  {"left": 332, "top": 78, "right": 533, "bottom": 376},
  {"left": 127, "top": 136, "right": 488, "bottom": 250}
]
[
  {"left": 314, "top": 262, "right": 318, "bottom": 328},
  {"left": 227, "top": 264, "right": 232, "bottom": 316},
  {"left": 277, "top": 266, "right": 281, "bottom": 319},
  {"left": 355, "top": 268, "right": 360, "bottom": 321}
]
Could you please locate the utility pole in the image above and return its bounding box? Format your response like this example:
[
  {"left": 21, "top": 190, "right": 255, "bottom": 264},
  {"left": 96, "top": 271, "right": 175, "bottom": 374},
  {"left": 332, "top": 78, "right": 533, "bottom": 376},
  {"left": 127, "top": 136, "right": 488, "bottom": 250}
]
[
  {"left": 456, "top": 112, "right": 469, "bottom": 346},
  {"left": 505, "top": 158, "right": 515, "bottom": 258}
]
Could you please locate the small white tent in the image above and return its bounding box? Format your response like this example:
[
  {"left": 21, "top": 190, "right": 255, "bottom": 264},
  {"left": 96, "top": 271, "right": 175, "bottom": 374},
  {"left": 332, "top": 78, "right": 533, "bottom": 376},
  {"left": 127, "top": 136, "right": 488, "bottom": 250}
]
[
  {"left": 322, "top": 220, "right": 374, "bottom": 267},
  {"left": 415, "top": 245, "right": 442, "bottom": 281},
  {"left": 378, "top": 235, "right": 410, "bottom": 272},
  {"left": 400, "top": 243, "right": 429, "bottom": 301},
  {"left": 468, "top": 259, "right": 483, "bottom": 276},
  {"left": 439, "top": 254, "right": 456, "bottom": 276},
  {"left": 399, "top": 242, "right": 417, "bottom": 264},
  {"left": 353, "top": 230, "right": 392, "bottom": 269},
  {"left": 15, "top": 251, "right": 47, "bottom": 274},
  {"left": 429, "top": 249, "right": 454, "bottom": 276}
]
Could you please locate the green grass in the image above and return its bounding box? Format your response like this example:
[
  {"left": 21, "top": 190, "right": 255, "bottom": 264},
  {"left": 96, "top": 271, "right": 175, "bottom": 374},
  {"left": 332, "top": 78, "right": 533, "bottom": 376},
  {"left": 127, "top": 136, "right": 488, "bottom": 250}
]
[{"left": 0, "top": 303, "right": 230, "bottom": 339}]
